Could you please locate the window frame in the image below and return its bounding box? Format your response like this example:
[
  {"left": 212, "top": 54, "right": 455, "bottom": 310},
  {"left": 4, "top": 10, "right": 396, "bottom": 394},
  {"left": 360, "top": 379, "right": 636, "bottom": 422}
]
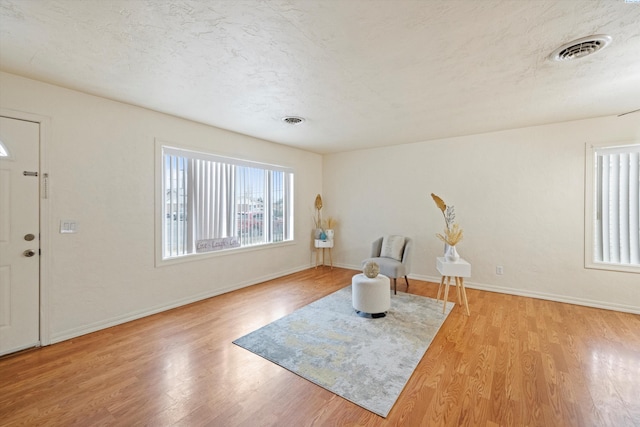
[
  {"left": 585, "top": 140, "right": 640, "bottom": 274},
  {"left": 155, "top": 140, "right": 295, "bottom": 266}
]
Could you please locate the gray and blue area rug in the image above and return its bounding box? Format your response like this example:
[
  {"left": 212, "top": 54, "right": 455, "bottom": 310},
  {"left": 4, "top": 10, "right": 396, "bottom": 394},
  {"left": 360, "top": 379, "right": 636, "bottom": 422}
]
[{"left": 233, "top": 285, "right": 454, "bottom": 417}]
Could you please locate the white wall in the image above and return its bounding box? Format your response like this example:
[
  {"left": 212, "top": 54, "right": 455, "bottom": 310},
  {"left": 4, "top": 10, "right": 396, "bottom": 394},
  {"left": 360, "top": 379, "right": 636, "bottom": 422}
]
[
  {"left": 2, "top": 70, "right": 637, "bottom": 348},
  {"left": 324, "top": 115, "right": 640, "bottom": 313},
  {"left": 0, "top": 72, "right": 323, "bottom": 343}
]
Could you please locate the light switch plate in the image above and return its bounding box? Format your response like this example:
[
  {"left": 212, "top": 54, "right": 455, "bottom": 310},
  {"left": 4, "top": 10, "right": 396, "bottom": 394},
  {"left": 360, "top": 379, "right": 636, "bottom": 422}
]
[{"left": 60, "top": 220, "right": 78, "bottom": 234}]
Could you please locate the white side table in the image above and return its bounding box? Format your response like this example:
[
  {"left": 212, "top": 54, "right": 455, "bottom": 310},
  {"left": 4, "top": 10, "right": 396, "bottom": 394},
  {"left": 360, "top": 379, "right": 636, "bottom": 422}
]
[
  {"left": 314, "top": 239, "right": 334, "bottom": 268},
  {"left": 436, "top": 257, "right": 471, "bottom": 316}
]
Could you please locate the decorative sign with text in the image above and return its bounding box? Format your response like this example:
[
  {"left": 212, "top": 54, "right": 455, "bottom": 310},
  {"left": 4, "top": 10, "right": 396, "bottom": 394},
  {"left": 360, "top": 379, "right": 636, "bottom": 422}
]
[{"left": 196, "top": 237, "right": 241, "bottom": 253}]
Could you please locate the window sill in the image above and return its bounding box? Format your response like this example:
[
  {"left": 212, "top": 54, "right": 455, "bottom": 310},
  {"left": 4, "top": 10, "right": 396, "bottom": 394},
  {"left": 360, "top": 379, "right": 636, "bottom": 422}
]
[
  {"left": 585, "top": 261, "right": 640, "bottom": 274},
  {"left": 156, "top": 239, "right": 296, "bottom": 268}
]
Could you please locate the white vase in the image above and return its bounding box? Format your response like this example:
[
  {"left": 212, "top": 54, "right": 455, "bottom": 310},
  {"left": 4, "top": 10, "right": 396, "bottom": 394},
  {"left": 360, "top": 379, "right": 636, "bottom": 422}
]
[
  {"left": 325, "top": 229, "right": 334, "bottom": 240},
  {"left": 445, "top": 244, "right": 460, "bottom": 262}
]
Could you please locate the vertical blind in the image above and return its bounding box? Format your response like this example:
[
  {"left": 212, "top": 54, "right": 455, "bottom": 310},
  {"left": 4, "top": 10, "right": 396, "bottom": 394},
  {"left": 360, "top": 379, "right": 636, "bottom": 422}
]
[
  {"left": 595, "top": 145, "right": 640, "bottom": 265},
  {"left": 236, "top": 165, "right": 267, "bottom": 246},
  {"left": 165, "top": 154, "right": 189, "bottom": 258},
  {"left": 162, "top": 146, "right": 293, "bottom": 259},
  {"left": 190, "top": 159, "right": 236, "bottom": 243}
]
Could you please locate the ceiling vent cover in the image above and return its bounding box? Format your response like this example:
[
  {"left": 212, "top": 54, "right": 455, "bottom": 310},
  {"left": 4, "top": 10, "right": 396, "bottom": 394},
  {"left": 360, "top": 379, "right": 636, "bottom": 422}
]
[
  {"left": 550, "top": 35, "right": 612, "bottom": 62},
  {"left": 282, "top": 116, "right": 305, "bottom": 125}
]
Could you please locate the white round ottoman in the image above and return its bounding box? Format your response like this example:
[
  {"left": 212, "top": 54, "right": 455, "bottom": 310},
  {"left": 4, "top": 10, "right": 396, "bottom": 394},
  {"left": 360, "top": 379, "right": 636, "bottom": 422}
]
[{"left": 352, "top": 273, "right": 391, "bottom": 318}]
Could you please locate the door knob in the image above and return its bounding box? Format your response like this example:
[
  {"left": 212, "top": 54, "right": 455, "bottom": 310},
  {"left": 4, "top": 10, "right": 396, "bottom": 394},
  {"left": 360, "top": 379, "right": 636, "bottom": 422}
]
[{"left": 23, "top": 249, "right": 36, "bottom": 257}]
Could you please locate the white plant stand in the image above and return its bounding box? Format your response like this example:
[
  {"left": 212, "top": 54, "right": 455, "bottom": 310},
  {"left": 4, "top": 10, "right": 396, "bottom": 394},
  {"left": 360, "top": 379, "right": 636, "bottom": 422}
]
[
  {"left": 436, "top": 257, "right": 471, "bottom": 316},
  {"left": 314, "top": 239, "right": 334, "bottom": 268}
]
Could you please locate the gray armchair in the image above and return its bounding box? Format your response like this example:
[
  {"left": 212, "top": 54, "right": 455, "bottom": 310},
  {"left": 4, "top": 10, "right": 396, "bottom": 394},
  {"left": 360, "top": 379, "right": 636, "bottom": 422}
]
[{"left": 362, "top": 236, "right": 412, "bottom": 294}]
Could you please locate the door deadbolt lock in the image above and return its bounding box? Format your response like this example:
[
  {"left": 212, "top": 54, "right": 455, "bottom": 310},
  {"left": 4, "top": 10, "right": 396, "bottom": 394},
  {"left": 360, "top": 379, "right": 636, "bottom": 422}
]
[
  {"left": 23, "top": 249, "right": 36, "bottom": 257},
  {"left": 24, "top": 234, "right": 35, "bottom": 241}
]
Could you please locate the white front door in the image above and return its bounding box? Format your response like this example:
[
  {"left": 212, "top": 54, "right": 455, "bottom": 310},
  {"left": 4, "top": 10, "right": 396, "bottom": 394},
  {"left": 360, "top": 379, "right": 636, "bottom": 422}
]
[{"left": 0, "top": 116, "right": 40, "bottom": 356}]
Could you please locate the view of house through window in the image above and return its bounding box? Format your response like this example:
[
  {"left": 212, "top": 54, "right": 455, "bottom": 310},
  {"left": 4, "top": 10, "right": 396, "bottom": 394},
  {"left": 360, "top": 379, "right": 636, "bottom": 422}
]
[
  {"left": 162, "top": 146, "right": 293, "bottom": 259},
  {"left": 586, "top": 142, "right": 640, "bottom": 272}
]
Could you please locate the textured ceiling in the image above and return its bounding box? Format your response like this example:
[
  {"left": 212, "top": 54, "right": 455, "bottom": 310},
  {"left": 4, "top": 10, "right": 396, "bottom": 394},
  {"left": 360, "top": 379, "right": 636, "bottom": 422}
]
[{"left": 1, "top": 0, "right": 639, "bottom": 154}]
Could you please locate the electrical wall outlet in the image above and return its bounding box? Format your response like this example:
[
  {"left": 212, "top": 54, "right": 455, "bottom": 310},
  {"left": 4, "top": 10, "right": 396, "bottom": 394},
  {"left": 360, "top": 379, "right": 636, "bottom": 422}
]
[{"left": 496, "top": 266, "right": 504, "bottom": 275}]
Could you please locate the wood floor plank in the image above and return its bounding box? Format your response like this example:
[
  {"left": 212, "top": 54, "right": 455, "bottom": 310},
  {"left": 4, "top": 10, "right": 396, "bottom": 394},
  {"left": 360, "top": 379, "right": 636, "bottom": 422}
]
[{"left": 1, "top": 267, "right": 639, "bottom": 426}]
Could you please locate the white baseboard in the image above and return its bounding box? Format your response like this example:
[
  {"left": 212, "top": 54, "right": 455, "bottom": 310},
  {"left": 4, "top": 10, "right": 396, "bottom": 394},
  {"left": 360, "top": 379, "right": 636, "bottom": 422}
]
[
  {"left": 409, "top": 273, "right": 640, "bottom": 315},
  {"left": 50, "top": 264, "right": 311, "bottom": 344},
  {"left": 337, "top": 262, "right": 640, "bottom": 314}
]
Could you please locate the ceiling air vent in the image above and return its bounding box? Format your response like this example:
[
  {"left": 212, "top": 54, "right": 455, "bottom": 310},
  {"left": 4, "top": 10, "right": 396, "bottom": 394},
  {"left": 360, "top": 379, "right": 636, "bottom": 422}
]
[
  {"left": 282, "top": 116, "right": 305, "bottom": 125},
  {"left": 549, "top": 35, "right": 612, "bottom": 62}
]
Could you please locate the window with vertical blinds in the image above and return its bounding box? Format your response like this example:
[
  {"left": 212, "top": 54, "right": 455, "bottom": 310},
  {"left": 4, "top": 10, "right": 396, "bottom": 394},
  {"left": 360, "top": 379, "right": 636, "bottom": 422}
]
[
  {"left": 586, "top": 142, "right": 640, "bottom": 272},
  {"left": 162, "top": 146, "right": 293, "bottom": 260}
]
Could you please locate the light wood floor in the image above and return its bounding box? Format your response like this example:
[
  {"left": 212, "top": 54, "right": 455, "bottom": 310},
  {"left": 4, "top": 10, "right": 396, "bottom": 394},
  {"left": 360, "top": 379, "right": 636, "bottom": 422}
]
[{"left": 1, "top": 267, "right": 639, "bottom": 426}]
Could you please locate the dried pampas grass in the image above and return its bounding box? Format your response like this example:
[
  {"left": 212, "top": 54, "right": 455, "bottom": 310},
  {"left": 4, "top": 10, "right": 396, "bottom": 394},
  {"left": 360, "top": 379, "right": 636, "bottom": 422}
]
[
  {"left": 313, "top": 194, "right": 323, "bottom": 228},
  {"left": 431, "top": 193, "right": 446, "bottom": 213},
  {"left": 323, "top": 217, "right": 336, "bottom": 229},
  {"left": 437, "top": 223, "right": 463, "bottom": 246},
  {"left": 432, "top": 193, "right": 464, "bottom": 246}
]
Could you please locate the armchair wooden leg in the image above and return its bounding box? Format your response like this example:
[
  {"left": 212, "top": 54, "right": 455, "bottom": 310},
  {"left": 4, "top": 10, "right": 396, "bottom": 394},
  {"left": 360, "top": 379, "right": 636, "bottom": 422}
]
[
  {"left": 404, "top": 276, "right": 409, "bottom": 290},
  {"left": 393, "top": 278, "right": 397, "bottom": 295}
]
